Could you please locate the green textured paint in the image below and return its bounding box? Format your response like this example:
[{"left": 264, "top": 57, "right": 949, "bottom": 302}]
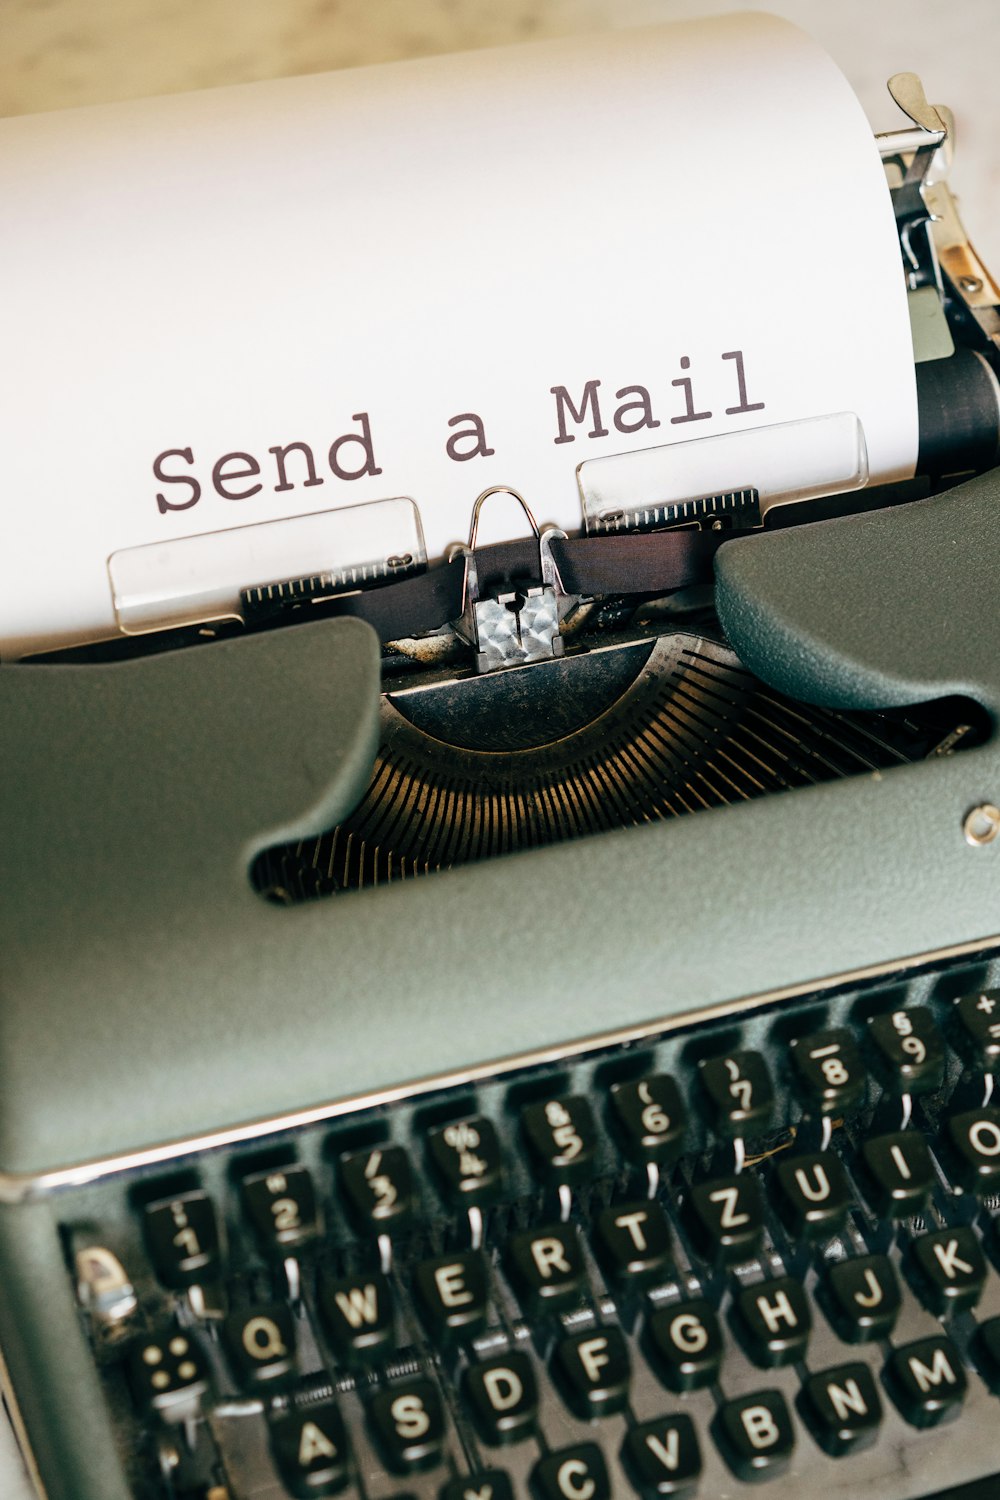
[
  {"left": 0, "top": 1201, "right": 132, "bottom": 1500},
  {"left": 0, "top": 475, "right": 998, "bottom": 1191},
  {"left": 715, "top": 469, "right": 1000, "bottom": 716},
  {"left": 2, "top": 472, "right": 1000, "bottom": 1500}
]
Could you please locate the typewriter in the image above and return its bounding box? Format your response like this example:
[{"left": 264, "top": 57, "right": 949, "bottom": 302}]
[{"left": 3, "top": 26, "right": 1000, "bottom": 1500}]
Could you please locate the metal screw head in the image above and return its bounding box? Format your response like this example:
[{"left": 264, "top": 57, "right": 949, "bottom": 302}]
[
  {"left": 964, "top": 804, "right": 1000, "bottom": 846},
  {"left": 959, "top": 275, "right": 984, "bottom": 294}
]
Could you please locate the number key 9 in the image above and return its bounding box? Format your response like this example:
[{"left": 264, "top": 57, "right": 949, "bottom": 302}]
[
  {"left": 241, "top": 1164, "right": 320, "bottom": 1256},
  {"left": 868, "top": 1007, "right": 945, "bottom": 1095}
]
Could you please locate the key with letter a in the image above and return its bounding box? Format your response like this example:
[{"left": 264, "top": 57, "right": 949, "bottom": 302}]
[
  {"left": 318, "top": 1269, "right": 394, "bottom": 1364},
  {"left": 270, "top": 1401, "right": 350, "bottom": 1496}
]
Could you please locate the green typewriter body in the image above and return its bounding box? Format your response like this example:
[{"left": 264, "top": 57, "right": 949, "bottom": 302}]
[{"left": 4, "top": 463, "right": 1000, "bottom": 1500}]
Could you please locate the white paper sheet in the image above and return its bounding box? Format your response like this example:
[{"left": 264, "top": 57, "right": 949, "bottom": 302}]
[{"left": 0, "top": 13, "right": 917, "bottom": 658}]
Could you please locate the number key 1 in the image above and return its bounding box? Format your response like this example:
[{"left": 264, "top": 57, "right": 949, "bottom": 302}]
[
  {"left": 790, "top": 1029, "right": 866, "bottom": 1116},
  {"left": 241, "top": 1164, "right": 320, "bottom": 1256}
]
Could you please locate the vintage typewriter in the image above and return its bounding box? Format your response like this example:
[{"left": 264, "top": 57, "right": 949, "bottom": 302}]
[{"left": 4, "top": 31, "right": 1000, "bottom": 1500}]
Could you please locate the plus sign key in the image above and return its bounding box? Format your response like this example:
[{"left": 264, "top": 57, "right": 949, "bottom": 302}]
[{"left": 953, "top": 991, "right": 1000, "bottom": 1073}]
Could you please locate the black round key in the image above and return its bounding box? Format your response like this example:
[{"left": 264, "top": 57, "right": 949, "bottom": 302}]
[
  {"left": 339, "top": 1144, "right": 414, "bottom": 1234},
  {"left": 415, "top": 1251, "right": 489, "bottom": 1343},
  {"left": 944, "top": 1108, "right": 1000, "bottom": 1193},
  {"left": 594, "top": 1200, "right": 672, "bottom": 1284},
  {"left": 860, "top": 1131, "right": 934, "bottom": 1216},
  {"left": 521, "top": 1096, "right": 599, "bottom": 1187},
  {"left": 699, "top": 1051, "right": 773, "bottom": 1137},
  {"left": 369, "top": 1380, "right": 445, "bottom": 1473},
  {"left": 798, "top": 1362, "right": 882, "bottom": 1457},
  {"left": 553, "top": 1327, "right": 630, "bottom": 1419},
  {"left": 130, "top": 1326, "right": 209, "bottom": 1418},
  {"left": 909, "top": 1227, "right": 986, "bottom": 1314},
  {"left": 789, "top": 1028, "right": 866, "bottom": 1117},
  {"left": 532, "top": 1444, "right": 610, "bottom": 1500},
  {"left": 143, "top": 1190, "right": 222, "bottom": 1289},
  {"left": 427, "top": 1117, "right": 504, "bottom": 1207},
  {"left": 773, "top": 1151, "right": 853, "bottom": 1239},
  {"left": 868, "top": 1007, "right": 945, "bottom": 1096},
  {"left": 734, "top": 1277, "right": 811, "bottom": 1367},
  {"left": 686, "top": 1174, "right": 764, "bottom": 1264},
  {"left": 223, "top": 1302, "right": 297, "bottom": 1387},
  {"left": 241, "top": 1165, "right": 320, "bottom": 1256},
  {"left": 646, "top": 1299, "right": 721, "bottom": 1392},
  {"left": 464, "top": 1352, "right": 538, "bottom": 1445},
  {"left": 952, "top": 990, "right": 1000, "bottom": 1071},
  {"left": 621, "top": 1414, "right": 701, "bottom": 1498},
  {"left": 270, "top": 1401, "right": 350, "bottom": 1497},
  {"left": 822, "top": 1255, "right": 900, "bottom": 1343},
  {"left": 713, "top": 1390, "right": 795, "bottom": 1481},
  {"left": 609, "top": 1075, "right": 686, "bottom": 1165},
  {"left": 884, "top": 1336, "right": 967, "bottom": 1428}
]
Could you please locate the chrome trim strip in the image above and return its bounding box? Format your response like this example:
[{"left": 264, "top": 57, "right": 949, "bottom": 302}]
[
  {"left": 0, "top": 1343, "right": 48, "bottom": 1500},
  {"left": 1, "top": 932, "right": 997, "bottom": 1204}
]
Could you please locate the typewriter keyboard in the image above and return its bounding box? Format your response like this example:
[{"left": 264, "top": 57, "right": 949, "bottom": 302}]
[{"left": 58, "top": 958, "right": 1000, "bottom": 1499}]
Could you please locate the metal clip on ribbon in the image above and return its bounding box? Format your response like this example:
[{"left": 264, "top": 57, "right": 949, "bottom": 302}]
[{"left": 451, "top": 487, "right": 570, "bottom": 674}]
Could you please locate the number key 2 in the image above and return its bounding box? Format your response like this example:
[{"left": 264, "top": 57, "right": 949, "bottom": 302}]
[
  {"left": 340, "top": 1144, "right": 414, "bottom": 1234},
  {"left": 609, "top": 1075, "right": 686, "bottom": 1165},
  {"left": 790, "top": 1029, "right": 866, "bottom": 1116},
  {"left": 521, "top": 1096, "right": 598, "bottom": 1186},
  {"left": 241, "top": 1164, "right": 320, "bottom": 1255}
]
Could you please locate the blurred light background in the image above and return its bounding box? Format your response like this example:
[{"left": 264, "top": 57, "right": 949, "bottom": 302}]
[{"left": 1, "top": 0, "right": 997, "bottom": 256}]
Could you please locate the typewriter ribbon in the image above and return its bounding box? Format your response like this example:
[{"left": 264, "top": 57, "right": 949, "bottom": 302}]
[{"left": 0, "top": 13, "right": 919, "bottom": 659}]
